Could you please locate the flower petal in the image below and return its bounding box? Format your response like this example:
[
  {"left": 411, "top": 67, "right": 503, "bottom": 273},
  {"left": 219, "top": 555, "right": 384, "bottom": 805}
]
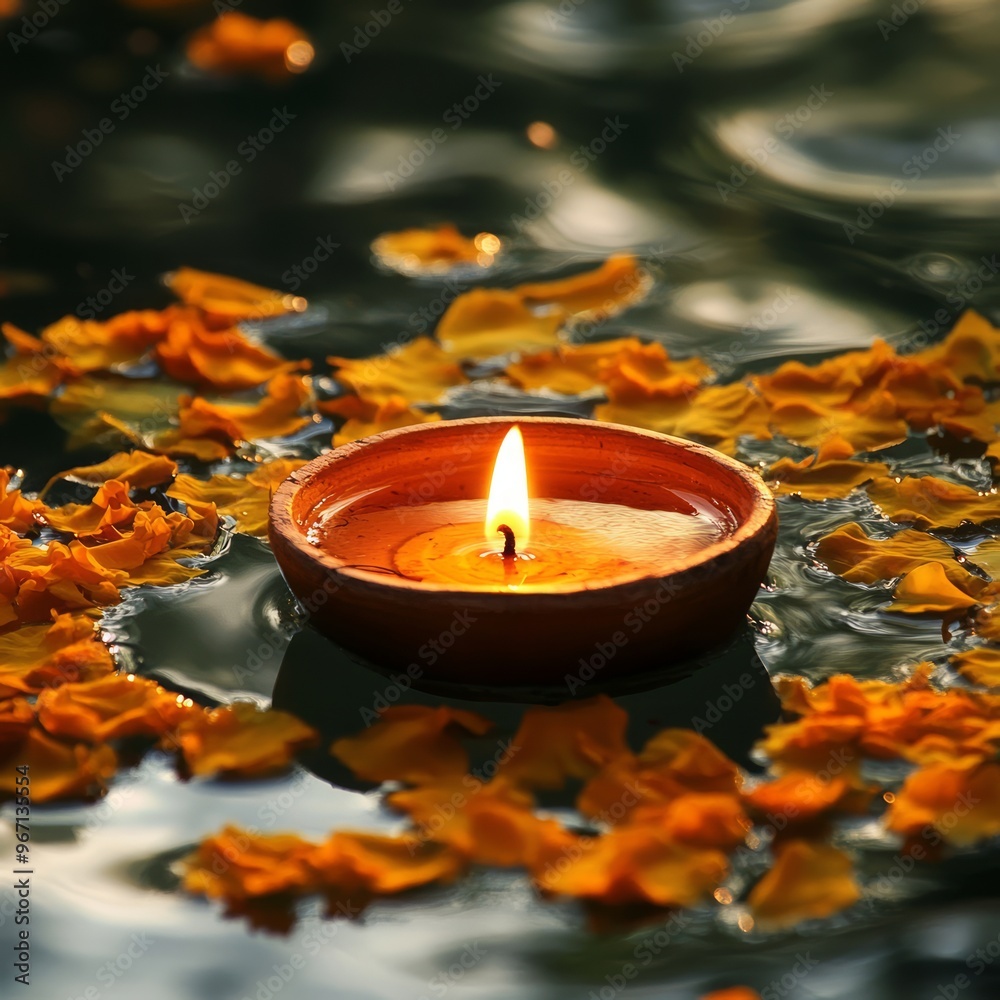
[
  {"left": 177, "top": 702, "right": 318, "bottom": 778},
  {"left": 748, "top": 840, "right": 859, "bottom": 927}
]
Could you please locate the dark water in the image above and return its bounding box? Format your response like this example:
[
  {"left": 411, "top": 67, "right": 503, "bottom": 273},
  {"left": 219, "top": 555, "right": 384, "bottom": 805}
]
[{"left": 3, "top": 1, "right": 1000, "bottom": 998}]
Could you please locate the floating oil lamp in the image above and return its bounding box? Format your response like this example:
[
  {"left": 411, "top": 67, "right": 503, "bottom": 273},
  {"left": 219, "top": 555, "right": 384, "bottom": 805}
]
[{"left": 269, "top": 417, "right": 777, "bottom": 685}]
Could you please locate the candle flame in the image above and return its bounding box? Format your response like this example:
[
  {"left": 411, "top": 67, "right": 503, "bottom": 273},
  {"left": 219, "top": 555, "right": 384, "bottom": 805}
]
[{"left": 485, "top": 427, "right": 530, "bottom": 548}]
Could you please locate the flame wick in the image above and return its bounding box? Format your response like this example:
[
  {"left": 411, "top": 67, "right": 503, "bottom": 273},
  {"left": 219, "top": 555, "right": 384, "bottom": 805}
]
[{"left": 497, "top": 524, "right": 516, "bottom": 558}]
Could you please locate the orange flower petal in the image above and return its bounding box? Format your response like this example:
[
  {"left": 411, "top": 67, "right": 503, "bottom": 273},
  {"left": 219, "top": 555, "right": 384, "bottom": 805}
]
[
  {"left": 41, "top": 479, "right": 142, "bottom": 536},
  {"left": 742, "top": 771, "right": 863, "bottom": 824},
  {"left": 183, "top": 825, "right": 319, "bottom": 901},
  {"left": 887, "top": 562, "right": 984, "bottom": 615},
  {"left": 0, "top": 613, "right": 114, "bottom": 698},
  {"left": 700, "top": 989, "right": 763, "bottom": 1000},
  {"left": 761, "top": 670, "right": 1000, "bottom": 769},
  {"left": 496, "top": 695, "right": 629, "bottom": 790},
  {"left": 44, "top": 451, "right": 177, "bottom": 496},
  {"left": 331, "top": 705, "right": 493, "bottom": 786},
  {"left": 177, "top": 702, "right": 318, "bottom": 778},
  {"left": 0, "top": 727, "right": 117, "bottom": 802},
  {"left": 329, "top": 338, "right": 467, "bottom": 404},
  {"left": 515, "top": 255, "right": 649, "bottom": 320},
  {"left": 815, "top": 522, "right": 958, "bottom": 584},
  {"left": 0, "top": 698, "right": 36, "bottom": 756},
  {"left": 505, "top": 337, "right": 654, "bottom": 395},
  {"left": 436, "top": 288, "right": 565, "bottom": 360},
  {"left": 167, "top": 458, "right": 305, "bottom": 536},
  {"left": 165, "top": 267, "right": 302, "bottom": 324},
  {"left": 867, "top": 475, "right": 1000, "bottom": 529},
  {"left": 748, "top": 840, "right": 859, "bottom": 927},
  {"left": 768, "top": 438, "right": 889, "bottom": 501},
  {"left": 537, "top": 824, "right": 728, "bottom": 907},
  {"left": 40, "top": 310, "right": 169, "bottom": 373},
  {"left": 950, "top": 647, "right": 1000, "bottom": 687},
  {"left": 321, "top": 395, "right": 440, "bottom": 447},
  {"left": 186, "top": 14, "right": 313, "bottom": 81},
  {"left": 159, "top": 373, "right": 312, "bottom": 455},
  {"left": 311, "top": 830, "right": 466, "bottom": 895},
  {"left": 638, "top": 729, "right": 743, "bottom": 793},
  {"left": 36, "top": 673, "right": 192, "bottom": 742},
  {"left": 755, "top": 340, "right": 897, "bottom": 409},
  {"left": 597, "top": 381, "right": 769, "bottom": 457},
  {"left": 770, "top": 391, "right": 908, "bottom": 452},
  {"left": 387, "top": 777, "right": 544, "bottom": 866},
  {"left": 627, "top": 793, "right": 751, "bottom": 851},
  {"left": 155, "top": 310, "right": 308, "bottom": 391},
  {"left": 371, "top": 225, "right": 497, "bottom": 276},
  {"left": 0, "top": 467, "right": 42, "bottom": 533},
  {"left": 915, "top": 309, "right": 1000, "bottom": 384},
  {"left": 50, "top": 376, "right": 182, "bottom": 450},
  {"left": 577, "top": 730, "right": 742, "bottom": 822},
  {"left": 886, "top": 760, "right": 1000, "bottom": 846},
  {"left": 0, "top": 322, "right": 65, "bottom": 401}
]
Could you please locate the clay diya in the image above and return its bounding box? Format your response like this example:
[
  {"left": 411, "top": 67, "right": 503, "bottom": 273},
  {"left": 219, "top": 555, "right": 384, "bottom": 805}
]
[{"left": 268, "top": 416, "right": 777, "bottom": 685}]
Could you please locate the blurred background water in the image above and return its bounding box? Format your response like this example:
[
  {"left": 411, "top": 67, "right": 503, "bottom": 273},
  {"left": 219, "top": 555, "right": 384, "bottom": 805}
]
[{"left": 3, "top": 1, "right": 1000, "bottom": 998}]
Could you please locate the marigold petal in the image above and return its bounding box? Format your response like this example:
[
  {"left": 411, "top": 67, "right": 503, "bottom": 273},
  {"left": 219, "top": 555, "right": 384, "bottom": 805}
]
[
  {"left": 815, "top": 522, "right": 957, "bottom": 584},
  {"left": 748, "top": 840, "right": 859, "bottom": 927},
  {"left": 886, "top": 761, "right": 1000, "bottom": 846},
  {"left": 887, "top": 562, "right": 983, "bottom": 615},
  {"left": 371, "top": 225, "right": 495, "bottom": 276},
  {"left": 496, "top": 695, "right": 629, "bottom": 790},
  {"left": 322, "top": 395, "right": 440, "bottom": 447},
  {"left": 867, "top": 475, "right": 1000, "bottom": 529},
  {"left": 167, "top": 458, "right": 305, "bottom": 536},
  {"left": 329, "top": 338, "right": 467, "bottom": 404},
  {"left": 36, "top": 673, "right": 192, "bottom": 742},
  {"left": 331, "top": 705, "right": 492, "bottom": 786},
  {"left": 515, "top": 255, "right": 649, "bottom": 320},
  {"left": 0, "top": 727, "right": 117, "bottom": 802},
  {"left": 177, "top": 702, "right": 318, "bottom": 778},
  {"left": 0, "top": 613, "right": 114, "bottom": 698},
  {"left": 165, "top": 267, "right": 301, "bottom": 324}
]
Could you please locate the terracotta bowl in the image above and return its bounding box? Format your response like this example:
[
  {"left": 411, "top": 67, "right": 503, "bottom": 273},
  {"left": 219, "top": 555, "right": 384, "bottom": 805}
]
[{"left": 268, "top": 416, "right": 777, "bottom": 685}]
